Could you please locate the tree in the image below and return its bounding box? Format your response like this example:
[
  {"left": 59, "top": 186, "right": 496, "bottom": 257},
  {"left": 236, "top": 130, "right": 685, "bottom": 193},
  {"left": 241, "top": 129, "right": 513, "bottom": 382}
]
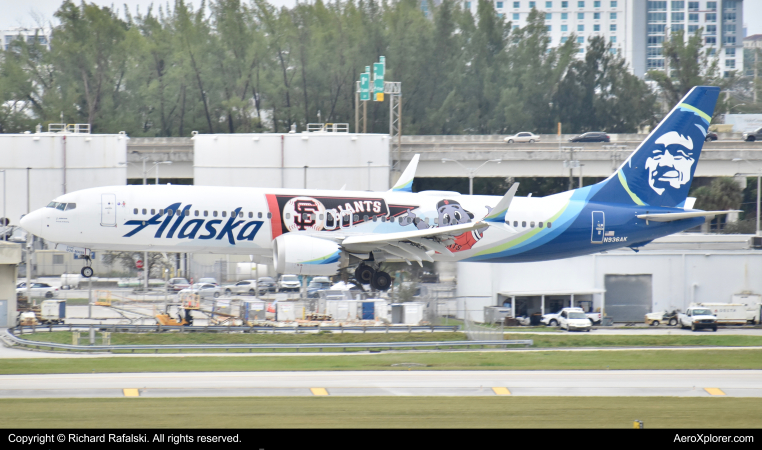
[{"left": 692, "top": 177, "right": 743, "bottom": 232}]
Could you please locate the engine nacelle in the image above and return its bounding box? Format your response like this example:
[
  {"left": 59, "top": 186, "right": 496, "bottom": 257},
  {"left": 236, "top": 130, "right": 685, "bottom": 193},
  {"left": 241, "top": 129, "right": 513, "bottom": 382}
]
[{"left": 273, "top": 234, "right": 348, "bottom": 276}]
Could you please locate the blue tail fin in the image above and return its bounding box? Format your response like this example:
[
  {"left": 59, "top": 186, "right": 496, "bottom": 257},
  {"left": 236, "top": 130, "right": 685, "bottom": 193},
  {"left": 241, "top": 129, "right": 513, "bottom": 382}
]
[{"left": 591, "top": 86, "right": 720, "bottom": 208}]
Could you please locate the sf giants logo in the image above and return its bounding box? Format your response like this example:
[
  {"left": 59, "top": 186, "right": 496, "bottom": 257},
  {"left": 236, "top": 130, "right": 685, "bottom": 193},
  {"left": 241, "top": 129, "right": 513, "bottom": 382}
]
[{"left": 283, "top": 197, "right": 327, "bottom": 231}]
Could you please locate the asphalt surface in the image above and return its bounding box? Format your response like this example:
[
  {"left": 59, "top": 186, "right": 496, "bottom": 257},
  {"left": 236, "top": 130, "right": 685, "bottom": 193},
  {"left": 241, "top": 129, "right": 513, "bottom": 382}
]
[{"left": 0, "top": 370, "right": 759, "bottom": 398}]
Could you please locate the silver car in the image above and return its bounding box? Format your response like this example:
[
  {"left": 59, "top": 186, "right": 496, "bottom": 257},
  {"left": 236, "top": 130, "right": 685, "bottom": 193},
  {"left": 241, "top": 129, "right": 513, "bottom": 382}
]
[
  {"left": 223, "top": 280, "right": 266, "bottom": 296},
  {"left": 504, "top": 132, "right": 540, "bottom": 143},
  {"left": 177, "top": 283, "right": 222, "bottom": 299}
]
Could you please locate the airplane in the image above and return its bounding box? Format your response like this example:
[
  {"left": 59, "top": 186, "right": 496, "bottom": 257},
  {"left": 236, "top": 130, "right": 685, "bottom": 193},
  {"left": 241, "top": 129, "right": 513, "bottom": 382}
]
[{"left": 20, "top": 86, "right": 736, "bottom": 291}]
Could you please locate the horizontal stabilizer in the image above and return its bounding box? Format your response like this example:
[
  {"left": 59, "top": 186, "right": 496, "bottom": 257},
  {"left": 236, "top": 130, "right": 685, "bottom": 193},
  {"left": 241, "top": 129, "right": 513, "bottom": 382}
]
[{"left": 637, "top": 210, "right": 741, "bottom": 223}]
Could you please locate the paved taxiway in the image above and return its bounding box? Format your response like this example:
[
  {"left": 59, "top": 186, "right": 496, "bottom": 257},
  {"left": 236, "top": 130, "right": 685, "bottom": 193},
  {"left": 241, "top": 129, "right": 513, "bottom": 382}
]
[{"left": 1, "top": 370, "right": 760, "bottom": 398}]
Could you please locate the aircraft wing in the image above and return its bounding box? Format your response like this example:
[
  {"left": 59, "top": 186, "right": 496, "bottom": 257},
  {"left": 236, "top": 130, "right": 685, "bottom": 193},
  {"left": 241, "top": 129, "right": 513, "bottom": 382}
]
[
  {"left": 341, "top": 221, "right": 486, "bottom": 246},
  {"left": 637, "top": 210, "right": 742, "bottom": 223}
]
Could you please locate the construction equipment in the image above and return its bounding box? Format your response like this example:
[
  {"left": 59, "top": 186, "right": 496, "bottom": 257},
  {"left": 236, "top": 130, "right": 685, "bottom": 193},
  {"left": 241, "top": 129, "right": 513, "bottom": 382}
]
[{"left": 155, "top": 303, "right": 195, "bottom": 326}]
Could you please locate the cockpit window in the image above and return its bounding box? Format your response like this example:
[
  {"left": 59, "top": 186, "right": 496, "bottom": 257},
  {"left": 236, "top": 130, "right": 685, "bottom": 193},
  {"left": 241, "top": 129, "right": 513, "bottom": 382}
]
[
  {"left": 65, "top": 203, "right": 76, "bottom": 210},
  {"left": 47, "top": 202, "right": 58, "bottom": 208},
  {"left": 56, "top": 203, "right": 66, "bottom": 210}
]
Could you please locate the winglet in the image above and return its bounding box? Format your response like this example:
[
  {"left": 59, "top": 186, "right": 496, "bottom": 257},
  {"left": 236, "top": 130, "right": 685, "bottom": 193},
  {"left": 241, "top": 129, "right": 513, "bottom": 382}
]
[
  {"left": 390, "top": 154, "right": 420, "bottom": 193},
  {"left": 483, "top": 183, "right": 519, "bottom": 223}
]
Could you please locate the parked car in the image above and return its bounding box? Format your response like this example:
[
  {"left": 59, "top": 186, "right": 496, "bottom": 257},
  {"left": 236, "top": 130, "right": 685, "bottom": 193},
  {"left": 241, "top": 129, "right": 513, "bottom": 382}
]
[
  {"left": 16, "top": 282, "right": 58, "bottom": 299},
  {"left": 177, "top": 283, "right": 222, "bottom": 299},
  {"left": 307, "top": 277, "right": 332, "bottom": 298},
  {"left": 743, "top": 127, "right": 762, "bottom": 142},
  {"left": 198, "top": 277, "right": 219, "bottom": 286},
  {"left": 504, "top": 132, "right": 540, "bottom": 143},
  {"left": 223, "top": 280, "right": 266, "bottom": 296},
  {"left": 558, "top": 310, "right": 592, "bottom": 332},
  {"left": 257, "top": 277, "right": 278, "bottom": 293},
  {"left": 166, "top": 278, "right": 190, "bottom": 292},
  {"left": 279, "top": 274, "right": 301, "bottom": 292},
  {"left": 704, "top": 131, "right": 718, "bottom": 142},
  {"left": 569, "top": 132, "right": 610, "bottom": 143},
  {"left": 677, "top": 306, "right": 718, "bottom": 332}
]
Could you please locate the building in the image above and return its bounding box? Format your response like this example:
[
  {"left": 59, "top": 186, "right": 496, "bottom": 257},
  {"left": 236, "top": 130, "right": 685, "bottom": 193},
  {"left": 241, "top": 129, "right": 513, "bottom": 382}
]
[
  {"left": 1, "top": 27, "right": 50, "bottom": 51},
  {"left": 460, "top": 0, "right": 743, "bottom": 78}
]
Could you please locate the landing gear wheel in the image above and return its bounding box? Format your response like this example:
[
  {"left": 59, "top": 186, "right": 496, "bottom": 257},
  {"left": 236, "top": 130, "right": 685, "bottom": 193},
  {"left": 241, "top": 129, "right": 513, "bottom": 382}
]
[
  {"left": 81, "top": 267, "right": 94, "bottom": 278},
  {"left": 355, "top": 264, "right": 375, "bottom": 285},
  {"left": 370, "top": 271, "right": 391, "bottom": 291}
]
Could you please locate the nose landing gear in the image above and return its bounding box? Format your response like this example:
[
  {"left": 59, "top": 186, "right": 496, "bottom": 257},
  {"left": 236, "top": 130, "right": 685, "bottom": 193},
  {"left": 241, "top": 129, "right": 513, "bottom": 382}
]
[{"left": 80, "top": 255, "right": 94, "bottom": 278}]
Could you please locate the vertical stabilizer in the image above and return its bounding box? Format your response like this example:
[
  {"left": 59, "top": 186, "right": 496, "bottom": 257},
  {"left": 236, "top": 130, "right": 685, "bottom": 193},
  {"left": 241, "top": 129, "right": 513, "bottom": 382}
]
[
  {"left": 591, "top": 86, "right": 720, "bottom": 208},
  {"left": 390, "top": 154, "right": 420, "bottom": 193}
]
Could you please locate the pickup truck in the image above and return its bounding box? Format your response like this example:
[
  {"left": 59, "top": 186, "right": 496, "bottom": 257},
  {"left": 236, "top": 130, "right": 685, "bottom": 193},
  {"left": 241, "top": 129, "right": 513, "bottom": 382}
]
[
  {"left": 542, "top": 307, "right": 600, "bottom": 326},
  {"left": 677, "top": 307, "right": 718, "bottom": 332}
]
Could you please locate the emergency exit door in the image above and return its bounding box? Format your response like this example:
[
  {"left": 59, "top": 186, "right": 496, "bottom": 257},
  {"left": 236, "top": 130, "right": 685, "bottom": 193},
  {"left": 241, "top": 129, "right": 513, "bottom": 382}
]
[
  {"left": 591, "top": 211, "right": 604, "bottom": 243},
  {"left": 101, "top": 194, "right": 116, "bottom": 227}
]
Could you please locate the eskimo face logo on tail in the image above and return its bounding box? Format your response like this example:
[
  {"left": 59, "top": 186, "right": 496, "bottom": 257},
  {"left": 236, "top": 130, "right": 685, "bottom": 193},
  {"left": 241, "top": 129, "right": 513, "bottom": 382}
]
[
  {"left": 123, "top": 203, "right": 263, "bottom": 245},
  {"left": 645, "top": 132, "right": 695, "bottom": 196}
]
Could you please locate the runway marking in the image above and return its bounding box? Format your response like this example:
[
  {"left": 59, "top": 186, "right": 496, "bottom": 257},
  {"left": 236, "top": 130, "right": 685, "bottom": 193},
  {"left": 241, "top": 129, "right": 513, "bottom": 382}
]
[
  {"left": 492, "top": 387, "right": 511, "bottom": 396},
  {"left": 310, "top": 388, "right": 328, "bottom": 396},
  {"left": 704, "top": 388, "right": 725, "bottom": 396},
  {"left": 123, "top": 388, "right": 140, "bottom": 397}
]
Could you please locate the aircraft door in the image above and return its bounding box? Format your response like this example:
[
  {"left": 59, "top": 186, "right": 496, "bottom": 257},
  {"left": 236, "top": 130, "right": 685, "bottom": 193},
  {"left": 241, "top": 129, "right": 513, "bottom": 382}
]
[
  {"left": 101, "top": 194, "right": 116, "bottom": 227},
  {"left": 591, "top": 211, "right": 604, "bottom": 243}
]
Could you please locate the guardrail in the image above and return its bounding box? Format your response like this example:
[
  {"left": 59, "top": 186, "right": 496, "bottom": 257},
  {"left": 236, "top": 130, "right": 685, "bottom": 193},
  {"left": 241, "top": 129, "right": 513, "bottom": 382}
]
[
  {"left": 12, "top": 323, "right": 461, "bottom": 334},
  {"left": 5, "top": 327, "right": 532, "bottom": 353}
]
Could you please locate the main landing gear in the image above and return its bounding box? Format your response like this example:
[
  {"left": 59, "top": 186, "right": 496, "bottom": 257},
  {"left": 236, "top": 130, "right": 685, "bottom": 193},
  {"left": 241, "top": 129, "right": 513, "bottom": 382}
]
[
  {"left": 80, "top": 255, "right": 94, "bottom": 278},
  {"left": 355, "top": 263, "right": 391, "bottom": 291}
]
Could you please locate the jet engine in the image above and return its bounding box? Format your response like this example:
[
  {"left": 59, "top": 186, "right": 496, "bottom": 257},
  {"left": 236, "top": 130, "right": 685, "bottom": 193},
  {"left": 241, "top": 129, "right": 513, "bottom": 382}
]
[{"left": 273, "top": 234, "right": 348, "bottom": 276}]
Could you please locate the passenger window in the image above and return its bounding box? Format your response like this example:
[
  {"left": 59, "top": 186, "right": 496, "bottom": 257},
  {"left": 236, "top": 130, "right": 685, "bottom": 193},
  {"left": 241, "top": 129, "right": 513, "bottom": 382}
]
[
  {"left": 195, "top": 210, "right": 199, "bottom": 217},
  {"left": 353, "top": 214, "right": 359, "bottom": 222},
  {"left": 160, "top": 209, "right": 165, "bottom": 215},
  {"left": 204, "top": 211, "right": 208, "bottom": 217},
  {"left": 258, "top": 212, "right": 262, "bottom": 219},
  {"left": 539, "top": 222, "right": 544, "bottom": 228},
  {"left": 373, "top": 216, "right": 378, "bottom": 222},
  {"left": 213, "top": 211, "right": 218, "bottom": 217},
  {"left": 363, "top": 215, "right": 369, "bottom": 222},
  {"left": 547, "top": 222, "right": 552, "bottom": 228},
  {"left": 522, "top": 221, "right": 526, "bottom": 227},
  {"left": 152, "top": 209, "right": 156, "bottom": 215},
  {"left": 319, "top": 214, "right": 324, "bottom": 220},
  {"left": 513, "top": 221, "right": 518, "bottom": 227},
  {"left": 184, "top": 210, "right": 190, "bottom": 216},
  {"left": 285, "top": 213, "right": 291, "bottom": 219},
  {"left": 390, "top": 217, "right": 395, "bottom": 223},
  {"left": 381, "top": 216, "right": 386, "bottom": 223},
  {"left": 142, "top": 208, "right": 146, "bottom": 215},
  {"left": 133, "top": 208, "right": 138, "bottom": 214},
  {"left": 222, "top": 211, "right": 227, "bottom": 218},
  {"left": 267, "top": 212, "right": 271, "bottom": 219},
  {"left": 530, "top": 221, "right": 535, "bottom": 228},
  {"left": 248, "top": 212, "right": 253, "bottom": 218},
  {"left": 326, "top": 214, "right": 335, "bottom": 227}
]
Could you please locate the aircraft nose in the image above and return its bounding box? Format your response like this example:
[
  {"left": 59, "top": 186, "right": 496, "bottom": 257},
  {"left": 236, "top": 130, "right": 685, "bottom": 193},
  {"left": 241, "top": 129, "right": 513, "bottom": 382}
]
[{"left": 19, "top": 209, "right": 43, "bottom": 237}]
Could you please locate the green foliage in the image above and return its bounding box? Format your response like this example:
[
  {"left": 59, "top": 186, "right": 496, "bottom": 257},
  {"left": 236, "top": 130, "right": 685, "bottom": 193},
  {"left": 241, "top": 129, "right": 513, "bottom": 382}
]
[
  {"left": 0, "top": 0, "right": 658, "bottom": 136},
  {"left": 692, "top": 177, "right": 743, "bottom": 232}
]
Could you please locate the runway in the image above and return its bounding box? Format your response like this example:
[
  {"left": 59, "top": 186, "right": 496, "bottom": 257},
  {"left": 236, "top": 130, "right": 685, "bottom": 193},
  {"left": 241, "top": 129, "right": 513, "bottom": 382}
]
[{"left": 1, "top": 370, "right": 761, "bottom": 398}]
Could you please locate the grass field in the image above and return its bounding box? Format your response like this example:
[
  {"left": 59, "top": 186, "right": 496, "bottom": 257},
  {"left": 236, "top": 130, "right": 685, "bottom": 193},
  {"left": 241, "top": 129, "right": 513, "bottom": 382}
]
[
  {"left": 3, "top": 349, "right": 762, "bottom": 374},
  {"left": 18, "top": 330, "right": 762, "bottom": 349},
  {"left": 1, "top": 397, "right": 760, "bottom": 428}
]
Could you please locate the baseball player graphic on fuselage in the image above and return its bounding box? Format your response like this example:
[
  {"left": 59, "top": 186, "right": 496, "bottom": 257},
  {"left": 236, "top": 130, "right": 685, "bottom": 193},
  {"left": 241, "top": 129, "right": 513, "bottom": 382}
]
[{"left": 406, "top": 199, "right": 492, "bottom": 253}]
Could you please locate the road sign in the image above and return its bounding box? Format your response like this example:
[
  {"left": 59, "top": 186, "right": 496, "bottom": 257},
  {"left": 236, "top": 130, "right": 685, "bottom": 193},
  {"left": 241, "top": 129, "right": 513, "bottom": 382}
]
[
  {"left": 563, "top": 160, "right": 580, "bottom": 169},
  {"left": 360, "top": 72, "right": 370, "bottom": 101},
  {"left": 373, "top": 60, "right": 385, "bottom": 101},
  {"left": 136, "top": 259, "right": 144, "bottom": 269}
]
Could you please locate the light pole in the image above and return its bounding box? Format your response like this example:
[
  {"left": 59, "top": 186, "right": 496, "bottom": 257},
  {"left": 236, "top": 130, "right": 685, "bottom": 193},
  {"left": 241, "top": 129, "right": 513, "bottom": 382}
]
[
  {"left": 154, "top": 161, "right": 171, "bottom": 185},
  {"left": 732, "top": 158, "right": 761, "bottom": 236},
  {"left": 726, "top": 103, "right": 746, "bottom": 115},
  {"left": 441, "top": 159, "right": 502, "bottom": 195},
  {"left": 0, "top": 169, "right": 5, "bottom": 241}
]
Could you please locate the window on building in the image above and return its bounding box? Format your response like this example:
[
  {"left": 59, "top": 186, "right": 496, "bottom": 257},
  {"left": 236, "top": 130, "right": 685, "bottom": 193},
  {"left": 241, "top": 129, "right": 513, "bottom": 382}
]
[
  {"left": 648, "top": 23, "right": 665, "bottom": 33},
  {"left": 578, "top": 24, "right": 584, "bottom": 31},
  {"left": 561, "top": 25, "right": 568, "bottom": 31},
  {"left": 578, "top": 12, "right": 584, "bottom": 19},
  {"left": 610, "top": 36, "right": 616, "bottom": 43},
  {"left": 723, "top": 12, "right": 736, "bottom": 22},
  {"left": 723, "top": 1, "right": 736, "bottom": 11},
  {"left": 497, "top": 1, "right": 504, "bottom": 8},
  {"left": 647, "top": 35, "right": 664, "bottom": 45},
  {"left": 547, "top": 25, "right": 552, "bottom": 31},
  {"left": 529, "top": 1, "right": 535, "bottom": 7},
  {"left": 688, "top": 12, "right": 698, "bottom": 22},
  {"left": 688, "top": 25, "right": 698, "bottom": 33},
  {"left": 671, "top": 12, "right": 684, "bottom": 22},
  {"left": 723, "top": 36, "right": 736, "bottom": 45},
  {"left": 671, "top": 1, "right": 684, "bottom": 10},
  {"left": 647, "top": 1, "right": 666, "bottom": 11},
  {"left": 672, "top": 24, "right": 684, "bottom": 31},
  {"left": 610, "top": 12, "right": 617, "bottom": 19},
  {"left": 513, "top": 12, "right": 519, "bottom": 19},
  {"left": 546, "top": 12, "right": 552, "bottom": 19},
  {"left": 687, "top": 1, "right": 698, "bottom": 11},
  {"left": 466, "top": 1, "right": 471, "bottom": 8},
  {"left": 562, "top": 12, "right": 568, "bottom": 19},
  {"left": 561, "top": 1, "right": 568, "bottom": 7},
  {"left": 725, "top": 59, "right": 735, "bottom": 69},
  {"left": 546, "top": 1, "right": 552, "bottom": 7},
  {"left": 594, "top": 12, "right": 600, "bottom": 19},
  {"left": 705, "top": 25, "right": 716, "bottom": 35},
  {"left": 514, "top": 1, "right": 520, "bottom": 7},
  {"left": 561, "top": 36, "right": 568, "bottom": 42},
  {"left": 705, "top": 36, "right": 716, "bottom": 45},
  {"left": 706, "top": 1, "right": 716, "bottom": 11},
  {"left": 578, "top": 1, "right": 584, "bottom": 6},
  {"left": 726, "top": 47, "right": 735, "bottom": 57},
  {"left": 594, "top": 24, "right": 600, "bottom": 31},
  {"left": 610, "top": 0, "right": 617, "bottom": 6},
  {"left": 610, "top": 23, "right": 616, "bottom": 31},
  {"left": 577, "top": 36, "right": 584, "bottom": 43},
  {"left": 594, "top": 0, "right": 600, "bottom": 6},
  {"left": 725, "top": 24, "right": 736, "bottom": 34},
  {"left": 706, "top": 13, "right": 716, "bottom": 22}
]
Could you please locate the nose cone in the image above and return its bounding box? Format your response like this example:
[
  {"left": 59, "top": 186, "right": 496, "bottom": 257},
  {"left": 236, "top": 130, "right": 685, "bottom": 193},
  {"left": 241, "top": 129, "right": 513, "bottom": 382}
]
[{"left": 20, "top": 209, "right": 44, "bottom": 237}]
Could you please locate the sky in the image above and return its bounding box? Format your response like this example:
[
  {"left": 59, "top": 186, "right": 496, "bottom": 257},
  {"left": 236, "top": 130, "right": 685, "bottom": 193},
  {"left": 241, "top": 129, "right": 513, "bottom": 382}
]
[{"left": 0, "top": 0, "right": 760, "bottom": 36}]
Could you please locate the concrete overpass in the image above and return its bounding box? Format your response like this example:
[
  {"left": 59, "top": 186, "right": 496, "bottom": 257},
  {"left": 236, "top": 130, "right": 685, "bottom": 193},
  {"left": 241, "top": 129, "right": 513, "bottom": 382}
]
[{"left": 127, "top": 134, "right": 762, "bottom": 182}]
